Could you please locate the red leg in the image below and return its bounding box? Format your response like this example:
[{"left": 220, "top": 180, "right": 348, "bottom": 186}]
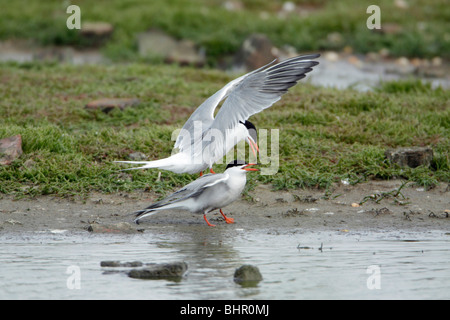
[
  {"left": 210, "top": 168, "right": 216, "bottom": 174},
  {"left": 220, "top": 209, "right": 235, "bottom": 224},
  {"left": 199, "top": 171, "right": 203, "bottom": 177},
  {"left": 203, "top": 214, "right": 216, "bottom": 227}
]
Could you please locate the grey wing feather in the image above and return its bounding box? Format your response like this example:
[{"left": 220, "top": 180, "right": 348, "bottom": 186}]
[
  {"left": 173, "top": 59, "right": 279, "bottom": 153},
  {"left": 212, "top": 54, "right": 320, "bottom": 133},
  {"left": 196, "top": 54, "right": 319, "bottom": 162},
  {"left": 139, "top": 173, "right": 228, "bottom": 211}
]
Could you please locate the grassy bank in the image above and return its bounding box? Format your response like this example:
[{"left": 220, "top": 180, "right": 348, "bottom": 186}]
[
  {"left": 0, "top": 0, "right": 449, "bottom": 63},
  {"left": 0, "top": 61, "right": 448, "bottom": 198}
]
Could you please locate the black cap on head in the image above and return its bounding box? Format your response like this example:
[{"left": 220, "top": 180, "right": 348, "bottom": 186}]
[
  {"left": 226, "top": 160, "right": 247, "bottom": 169},
  {"left": 239, "top": 120, "right": 257, "bottom": 142},
  {"left": 240, "top": 120, "right": 256, "bottom": 131}
]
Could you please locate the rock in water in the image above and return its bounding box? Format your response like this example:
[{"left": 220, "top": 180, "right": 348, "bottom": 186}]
[
  {"left": 385, "top": 146, "right": 433, "bottom": 168},
  {"left": 100, "top": 261, "right": 143, "bottom": 267},
  {"left": 127, "top": 262, "right": 188, "bottom": 280},
  {"left": 233, "top": 264, "right": 263, "bottom": 286}
]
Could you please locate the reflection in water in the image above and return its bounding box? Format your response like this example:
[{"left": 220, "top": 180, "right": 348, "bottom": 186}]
[{"left": 0, "top": 229, "right": 449, "bottom": 299}]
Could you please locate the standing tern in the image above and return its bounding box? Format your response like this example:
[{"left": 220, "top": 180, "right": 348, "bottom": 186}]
[
  {"left": 115, "top": 53, "right": 320, "bottom": 174},
  {"left": 132, "top": 160, "right": 258, "bottom": 226}
]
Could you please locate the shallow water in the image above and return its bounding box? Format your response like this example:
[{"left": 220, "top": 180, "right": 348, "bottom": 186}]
[{"left": 1, "top": 227, "right": 449, "bottom": 300}]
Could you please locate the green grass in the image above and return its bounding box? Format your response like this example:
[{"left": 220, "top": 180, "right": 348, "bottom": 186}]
[
  {"left": 0, "top": 61, "right": 448, "bottom": 198},
  {"left": 0, "top": 0, "right": 449, "bottom": 63}
]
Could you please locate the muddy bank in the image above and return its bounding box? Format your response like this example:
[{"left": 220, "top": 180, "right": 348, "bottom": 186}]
[{"left": 0, "top": 180, "right": 449, "bottom": 234}]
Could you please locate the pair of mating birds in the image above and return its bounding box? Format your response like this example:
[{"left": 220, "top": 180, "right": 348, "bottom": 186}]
[{"left": 116, "top": 54, "right": 320, "bottom": 226}]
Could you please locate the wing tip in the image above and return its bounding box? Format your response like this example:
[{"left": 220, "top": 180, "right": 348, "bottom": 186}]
[{"left": 132, "top": 209, "right": 154, "bottom": 224}]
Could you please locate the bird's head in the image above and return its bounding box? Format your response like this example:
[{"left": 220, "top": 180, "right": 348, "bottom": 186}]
[
  {"left": 239, "top": 120, "right": 259, "bottom": 158},
  {"left": 225, "top": 160, "right": 259, "bottom": 173}
]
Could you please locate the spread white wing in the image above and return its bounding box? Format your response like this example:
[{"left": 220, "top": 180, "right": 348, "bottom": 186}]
[{"left": 173, "top": 54, "right": 320, "bottom": 164}]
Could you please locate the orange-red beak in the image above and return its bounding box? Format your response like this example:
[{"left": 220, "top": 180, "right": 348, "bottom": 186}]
[
  {"left": 243, "top": 163, "right": 259, "bottom": 171},
  {"left": 248, "top": 138, "right": 259, "bottom": 158}
]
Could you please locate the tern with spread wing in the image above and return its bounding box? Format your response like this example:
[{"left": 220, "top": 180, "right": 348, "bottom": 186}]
[
  {"left": 132, "top": 160, "right": 258, "bottom": 226},
  {"left": 116, "top": 54, "right": 320, "bottom": 174}
]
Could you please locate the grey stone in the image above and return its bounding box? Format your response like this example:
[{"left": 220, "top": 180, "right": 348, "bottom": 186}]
[
  {"left": 414, "top": 65, "right": 446, "bottom": 78},
  {"left": 85, "top": 98, "right": 140, "bottom": 113},
  {"left": 166, "top": 39, "right": 206, "bottom": 67},
  {"left": 0, "top": 134, "right": 23, "bottom": 165},
  {"left": 233, "top": 264, "right": 263, "bottom": 286},
  {"left": 137, "top": 29, "right": 178, "bottom": 58},
  {"left": 385, "top": 146, "right": 433, "bottom": 168},
  {"left": 100, "top": 261, "right": 143, "bottom": 267},
  {"left": 137, "top": 29, "right": 205, "bottom": 67},
  {"left": 127, "top": 262, "right": 188, "bottom": 280},
  {"left": 128, "top": 152, "right": 147, "bottom": 161},
  {"left": 80, "top": 22, "right": 114, "bottom": 46},
  {"left": 235, "top": 34, "right": 276, "bottom": 71}
]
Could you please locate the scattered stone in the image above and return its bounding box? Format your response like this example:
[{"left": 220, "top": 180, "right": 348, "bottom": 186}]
[
  {"left": 31, "top": 46, "right": 104, "bottom": 64},
  {"left": 410, "top": 57, "right": 422, "bottom": 67},
  {"left": 431, "top": 57, "right": 442, "bottom": 67},
  {"left": 385, "top": 146, "right": 433, "bottom": 168},
  {"left": 127, "top": 262, "right": 188, "bottom": 280},
  {"left": 293, "top": 195, "right": 318, "bottom": 203},
  {"left": 414, "top": 65, "right": 446, "bottom": 78},
  {"left": 166, "top": 39, "right": 206, "bottom": 67},
  {"left": 137, "top": 29, "right": 205, "bottom": 67},
  {"left": 367, "top": 207, "right": 393, "bottom": 216},
  {"left": 394, "top": 0, "right": 409, "bottom": 9},
  {"left": 222, "top": 1, "right": 244, "bottom": 11},
  {"left": 33, "top": 47, "right": 74, "bottom": 63},
  {"left": 271, "top": 44, "right": 298, "bottom": 61},
  {"left": 233, "top": 264, "right": 263, "bottom": 286},
  {"left": 281, "top": 208, "right": 304, "bottom": 217},
  {"left": 347, "top": 55, "right": 363, "bottom": 68},
  {"left": 235, "top": 34, "right": 277, "bottom": 71},
  {"left": 0, "top": 134, "right": 23, "bottom": 165},
  {"left": 395, "top": 56, "right": 410, "bottom": 67},
  {"left": 115, "top": 172, "right": 133, "bottom": 182},
  {"left": 85, "top": 98, "right": 140, "bottom": 113},
  {"left": 137, "top": 29, "right": 178, "bottom": 59},
  {"left": 281, "top": 1, "right": 296, "bottom": 13},
  {"left": 87, "top": 222, "right": 139, "bottom": 234},
  {"left": 100, "top": 261, "right": 144, "bottom": 267},
  {"left": 80, "top": 22, "right": 114, "bottom": 46},
  {"left": 342, "top": 46, "right": 353, "bottom": 55},
  {"left": 128, "top": 152, "right": 147, "bottom": 161},
  {"left": 326, "top": 32, "right": 344, "bottom": 47},
  {"left": 324, "top": 51, "right": 339, "bottom": 62},
  {"left": 379, "top": 48, "right": 390, "bottom": 58}
]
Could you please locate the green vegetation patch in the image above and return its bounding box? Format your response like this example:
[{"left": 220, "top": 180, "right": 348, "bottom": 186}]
[{"left": 0, "top": 62, "right": 448, "bottom": 197}]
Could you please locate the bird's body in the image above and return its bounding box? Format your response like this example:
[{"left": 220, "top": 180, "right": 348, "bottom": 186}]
[
  {"left": 116, "top": 54, "right": 320, "bottom": 174},
  {"left": 132, "top": 161, "right": 258, "bottom": 226}
]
